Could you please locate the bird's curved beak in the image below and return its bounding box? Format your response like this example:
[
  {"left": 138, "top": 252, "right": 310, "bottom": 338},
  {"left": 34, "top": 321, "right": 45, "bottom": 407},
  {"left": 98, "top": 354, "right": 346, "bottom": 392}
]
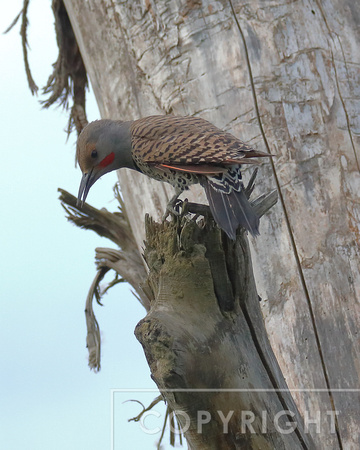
[{"left": 77, "top": 169, "right": 96, "bottom": 208}]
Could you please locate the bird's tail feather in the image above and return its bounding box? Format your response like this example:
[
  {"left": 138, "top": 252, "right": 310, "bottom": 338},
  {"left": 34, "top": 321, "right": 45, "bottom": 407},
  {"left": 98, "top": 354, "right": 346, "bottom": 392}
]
[{"left": 203, "top": 180, "right": 259, "bottom": 240}]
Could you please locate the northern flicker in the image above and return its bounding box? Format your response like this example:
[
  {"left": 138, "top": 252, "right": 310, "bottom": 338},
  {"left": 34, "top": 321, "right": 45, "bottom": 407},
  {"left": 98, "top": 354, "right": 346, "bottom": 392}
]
[{"left": 76, "top": 115, "right": 271, "bottom": 240}]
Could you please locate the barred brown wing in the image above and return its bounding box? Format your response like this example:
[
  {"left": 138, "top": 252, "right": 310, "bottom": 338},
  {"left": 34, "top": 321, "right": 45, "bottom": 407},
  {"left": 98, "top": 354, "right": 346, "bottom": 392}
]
[{"left": 130, "top": 115, "right": 263, "bottom": 166}]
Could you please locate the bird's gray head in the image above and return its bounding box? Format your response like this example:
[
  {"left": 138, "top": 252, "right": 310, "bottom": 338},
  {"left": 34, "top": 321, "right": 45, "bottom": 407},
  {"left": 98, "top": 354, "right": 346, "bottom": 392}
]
[{"left": 76, "top": 119, "right": 133, "bottom": 207}]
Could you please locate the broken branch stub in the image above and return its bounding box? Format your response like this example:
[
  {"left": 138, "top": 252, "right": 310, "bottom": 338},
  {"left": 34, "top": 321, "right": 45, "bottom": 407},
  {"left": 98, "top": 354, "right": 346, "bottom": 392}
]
[{"left": 135, "top": 192, "right": 315, "bottom": 449}]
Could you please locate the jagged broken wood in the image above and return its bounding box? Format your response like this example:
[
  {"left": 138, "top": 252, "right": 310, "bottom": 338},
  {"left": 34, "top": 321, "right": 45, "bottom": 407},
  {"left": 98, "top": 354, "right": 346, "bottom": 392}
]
[{"left": 134, "top": 188, "right": 314, "bottom": 449}]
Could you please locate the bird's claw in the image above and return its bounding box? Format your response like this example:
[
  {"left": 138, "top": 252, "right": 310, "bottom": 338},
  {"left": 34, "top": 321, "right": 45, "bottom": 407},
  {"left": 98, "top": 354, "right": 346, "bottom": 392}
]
[
  {"left": 163, "top": 201, "right": 181, "bottom": 221},
  {"left": 162, "top": 188, "right": 213, "bottom": 230},
  {"left": 162, "top": 192, "right": 185, "bottom": 222}
]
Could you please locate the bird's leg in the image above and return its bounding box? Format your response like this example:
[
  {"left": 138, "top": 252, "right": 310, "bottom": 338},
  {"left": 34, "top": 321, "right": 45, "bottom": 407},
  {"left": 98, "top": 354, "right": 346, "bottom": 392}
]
[
  {"left": 181, "top": 201, "right": 210, "bottom": 222},
  {"left": 162, "top": 189, "right": 183, "bottom": 221},
  {"left": 182, "top": 201, "right": 212, "bottom": 230}
]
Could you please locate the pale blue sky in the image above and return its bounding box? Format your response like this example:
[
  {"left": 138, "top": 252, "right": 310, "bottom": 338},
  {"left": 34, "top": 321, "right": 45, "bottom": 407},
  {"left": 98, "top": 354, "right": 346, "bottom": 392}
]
[{"left": 0, "top": 2, "right": 174, "bottom": 449}]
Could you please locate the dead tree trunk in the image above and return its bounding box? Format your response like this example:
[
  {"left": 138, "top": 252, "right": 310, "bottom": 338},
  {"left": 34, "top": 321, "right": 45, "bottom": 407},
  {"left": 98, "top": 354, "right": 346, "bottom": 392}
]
[
  {"left": 135, "top": 195, "right": 316, "bottom": 449},
  {"left": 62, "top": 0, "right": 360, "bottom": 448}
]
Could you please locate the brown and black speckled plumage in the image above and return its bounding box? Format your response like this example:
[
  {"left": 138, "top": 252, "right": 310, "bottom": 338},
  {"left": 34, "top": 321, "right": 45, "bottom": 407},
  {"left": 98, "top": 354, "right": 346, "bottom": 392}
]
[
  {"left": 131, "top": 115, "right": 259, "bottom": 165},
  {"left": 76, "top": 115, "right": 271, "bottom": 239}
]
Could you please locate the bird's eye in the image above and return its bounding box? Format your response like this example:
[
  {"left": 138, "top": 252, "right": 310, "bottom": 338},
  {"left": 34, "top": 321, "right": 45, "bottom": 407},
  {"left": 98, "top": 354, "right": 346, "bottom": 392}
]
[{"left": 91, "top": 150, "right": 98, "bottom": 158}]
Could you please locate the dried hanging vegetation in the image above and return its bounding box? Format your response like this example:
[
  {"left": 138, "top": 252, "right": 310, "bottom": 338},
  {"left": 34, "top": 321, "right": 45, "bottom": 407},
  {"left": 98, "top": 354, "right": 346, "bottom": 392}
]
[
  {"left": 5, "top": 0, "right": 88, "bottom": 135},
  {"left": 59, "top": 184, "right": 152, "bottom": 371}
]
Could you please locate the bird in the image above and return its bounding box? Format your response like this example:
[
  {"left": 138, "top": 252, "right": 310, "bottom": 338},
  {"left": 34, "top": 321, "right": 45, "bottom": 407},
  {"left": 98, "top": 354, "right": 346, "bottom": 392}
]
[{"left": 76, "top": 115, "right": 271, "bottom": 240}]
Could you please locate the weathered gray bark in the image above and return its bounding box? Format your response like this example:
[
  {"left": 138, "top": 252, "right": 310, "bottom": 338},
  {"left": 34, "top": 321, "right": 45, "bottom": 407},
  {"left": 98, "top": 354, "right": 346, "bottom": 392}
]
[{"left": 63, "top": 0, "right": 360, "bottom": 448}]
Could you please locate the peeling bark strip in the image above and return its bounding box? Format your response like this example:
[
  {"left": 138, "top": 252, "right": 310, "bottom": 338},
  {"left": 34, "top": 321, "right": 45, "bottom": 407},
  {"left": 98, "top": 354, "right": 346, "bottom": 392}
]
[
  {"left": 6, "top": 0, "right": 88, "bottom": 134},
  {"left": 63, "top": 0, "right": 360, "bottom": 447},
  {"left": 136, "top": 211, "right": 315, "bottom": 449},
  {"left": 43, "top": 0, "right": 88, "bottom": 134}
]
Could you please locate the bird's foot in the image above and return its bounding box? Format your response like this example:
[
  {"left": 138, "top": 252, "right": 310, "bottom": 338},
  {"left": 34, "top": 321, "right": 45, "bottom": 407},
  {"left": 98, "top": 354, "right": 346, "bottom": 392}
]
[
  {"left": 163, "top": 194, "right": 211, "bottom": 226},
  {"left": 162, "top": 192, "right": 184, "bottom": 222},
  {"left": 181, "top": 201, "right": 213, "bottom": 232},
  {"left": 180, "top": 201, "right": 210, "bottom": 225}
]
